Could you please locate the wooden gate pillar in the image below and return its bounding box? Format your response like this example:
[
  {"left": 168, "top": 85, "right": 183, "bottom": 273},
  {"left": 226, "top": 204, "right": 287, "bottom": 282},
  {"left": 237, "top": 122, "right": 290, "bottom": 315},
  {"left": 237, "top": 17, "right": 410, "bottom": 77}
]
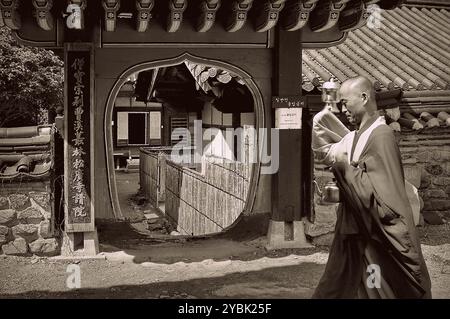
[
  {"left": 61, "top": 43, "right": 99, "bottom": 256},
  {"left": 266, "top": 26, "right": 311, "bottom": 249}
]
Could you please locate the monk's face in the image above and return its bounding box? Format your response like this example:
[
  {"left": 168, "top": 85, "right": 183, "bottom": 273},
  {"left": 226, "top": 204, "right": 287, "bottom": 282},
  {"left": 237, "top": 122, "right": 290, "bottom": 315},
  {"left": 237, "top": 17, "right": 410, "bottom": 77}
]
[{"left": 339, "top": 84, "right": 366, "bottom": 126}]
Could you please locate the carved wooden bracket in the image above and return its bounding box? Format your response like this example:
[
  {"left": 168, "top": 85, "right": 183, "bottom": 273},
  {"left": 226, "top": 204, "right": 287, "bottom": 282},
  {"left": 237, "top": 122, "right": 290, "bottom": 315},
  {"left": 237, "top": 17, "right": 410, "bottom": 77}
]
[
  {"left": 254, "top": 0, "right": 286, "bottom": 32},
  {"left": 32, "top": 0, "right": 54, "bottom": 31},
  {"left": 102, "top": 0, "right": 120, "bottom": 32},
  {"left": 310, "top": 0, "right": 350, "bottom": 32},
  {"left": 338, "top": 1, "right": 377, "bottom": 32},
  {"left": 0, "top": 0, "right": 21, "bottom": 30},
  {"left": 224, "top": 0, "right": 253, "bottom": 32},
  {"left": 282, "top": 0, "right": 318, "bottom": 31},
  {"left": 136, "top": 0, "right": 154, "bottom": 32},
  {"left": 166, "top": 0, "right": 187, "bottom": 33},
  {"left": 196, "top": 0, "right": 221, "bottom": 33}
]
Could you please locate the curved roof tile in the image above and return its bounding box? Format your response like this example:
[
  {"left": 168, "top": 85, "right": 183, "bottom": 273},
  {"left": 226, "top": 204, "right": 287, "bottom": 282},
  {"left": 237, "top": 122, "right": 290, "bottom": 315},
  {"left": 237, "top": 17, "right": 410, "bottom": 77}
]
[{"left": 303, "top": 5, "right": 450, "bottom": 92}]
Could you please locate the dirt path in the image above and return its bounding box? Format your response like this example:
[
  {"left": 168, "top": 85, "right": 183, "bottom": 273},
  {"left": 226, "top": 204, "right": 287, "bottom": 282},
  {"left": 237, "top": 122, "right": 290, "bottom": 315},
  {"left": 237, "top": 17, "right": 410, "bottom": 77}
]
[{"left": 1, "top": 236, "right": 449, "bottom": 299}]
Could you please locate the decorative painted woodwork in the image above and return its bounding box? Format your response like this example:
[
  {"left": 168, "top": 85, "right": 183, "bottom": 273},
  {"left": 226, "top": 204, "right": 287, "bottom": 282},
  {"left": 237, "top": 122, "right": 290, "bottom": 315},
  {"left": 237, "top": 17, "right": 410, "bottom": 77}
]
[
  {"left": 32, "top": 0, "right": 54, "bottom": 31},
  {"left": 166, "top": 0, "right": 187, "bottom": 33},
  {"left": 136, "top": 0, "right": 154, "bottom": 32},
  {"left": 102, "top": 0, "right": 120, "bottom": 32},
  {"left": 282, "top": 0, "right": 319, "bottom": 31},
  {"left": 196, "top": 0, "right": 221, "bottom": 33},
  {"left": 338, "top": 0, "right": 379, "bottom": 32},
  {"left": 224, "top": 0, "right": 253, "bottom": 32},
  {"left": 0, "top": 0, "right": 20, "bottom": 30},
  {"left": 310, "top": 0, "right": 350, "bottom": 32},
  {"left": 254, "top": 0, "right": 287, "bottom": 32}
]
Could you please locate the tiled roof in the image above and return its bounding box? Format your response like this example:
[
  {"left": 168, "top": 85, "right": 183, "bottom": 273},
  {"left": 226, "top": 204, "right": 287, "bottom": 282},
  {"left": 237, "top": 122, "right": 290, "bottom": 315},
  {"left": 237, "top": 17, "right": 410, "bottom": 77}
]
[
  {"left": 302, "top": 3, "right": 450, "bottom": 132},
  {"left": 0, "top": 126, "right": 54, "bottom": 179},
  {"left": 302, "top": 5, "right": 450, "bottom": 93}
]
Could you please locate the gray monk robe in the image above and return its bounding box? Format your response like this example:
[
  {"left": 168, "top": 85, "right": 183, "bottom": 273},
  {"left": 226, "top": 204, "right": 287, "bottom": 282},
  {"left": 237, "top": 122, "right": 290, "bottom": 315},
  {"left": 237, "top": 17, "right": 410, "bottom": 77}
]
[{"left": 311, "top": 111, "right": 431, "bottom": 299}]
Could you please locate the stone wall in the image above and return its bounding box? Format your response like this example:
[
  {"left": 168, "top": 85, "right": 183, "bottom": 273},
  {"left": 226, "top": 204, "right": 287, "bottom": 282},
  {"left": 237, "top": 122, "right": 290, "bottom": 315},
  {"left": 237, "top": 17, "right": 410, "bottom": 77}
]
[
  {"left": 0, "top": 181, "right": 59, "bottom": 256},
  {"left": 399, "top": 127, "right": 450, "bottom": 223}
]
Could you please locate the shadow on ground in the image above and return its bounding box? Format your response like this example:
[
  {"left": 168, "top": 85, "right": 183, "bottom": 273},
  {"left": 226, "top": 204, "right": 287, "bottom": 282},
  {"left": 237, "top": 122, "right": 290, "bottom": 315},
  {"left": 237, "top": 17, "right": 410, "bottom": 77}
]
[
  {"left": 96, "top": 214, "right": 325, "bottom": 265},
  {"left": 0, "top": 262, "right": 322, "bottom": 299}
]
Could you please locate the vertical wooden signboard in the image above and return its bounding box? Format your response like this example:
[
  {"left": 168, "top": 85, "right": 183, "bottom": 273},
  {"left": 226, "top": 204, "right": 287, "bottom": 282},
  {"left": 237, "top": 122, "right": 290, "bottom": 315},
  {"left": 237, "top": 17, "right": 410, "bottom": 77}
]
[{"left": 64, "top": 44, "right": 95, "bottom": 233}]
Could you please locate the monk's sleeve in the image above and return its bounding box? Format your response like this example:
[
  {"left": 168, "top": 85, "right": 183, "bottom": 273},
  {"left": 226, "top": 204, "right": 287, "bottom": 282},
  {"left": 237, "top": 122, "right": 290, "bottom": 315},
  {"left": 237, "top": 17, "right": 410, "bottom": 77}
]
[
  {"left": 332, "top": 127, "right": 408, "bottom": 221},
  {"left": 312, "top": 109, "right": 350, "bottom": 166}
]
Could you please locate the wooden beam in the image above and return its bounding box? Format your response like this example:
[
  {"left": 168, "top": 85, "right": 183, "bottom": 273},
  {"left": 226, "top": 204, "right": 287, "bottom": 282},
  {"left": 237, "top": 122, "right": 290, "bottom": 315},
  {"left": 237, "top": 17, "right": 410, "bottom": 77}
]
[
  {"left": 309, "top": 0, "right": 350, "bottom": 32},
  {"left": 282, "top": 0, "right": 319, "bottom": 31},
  {"left": 196, "top": 0, "right": 221, "bottom": 33},
  {"left": 224, "top": 0, "right": 253, "bottom": 32},
  {"left": 102, "top": 0, "right": 120, "bottom": 32},
  {"left": 0, "top": 0, "right": 21, "bottom": 30},
  {"left": 136, "top": 0, "right": 154, "bottom": 32},
  {"left": 166, "top": 0, "right": 187, "bottom": 33},
  {"left": 254, "top": 0, "right": 287, "bottom": 32}
]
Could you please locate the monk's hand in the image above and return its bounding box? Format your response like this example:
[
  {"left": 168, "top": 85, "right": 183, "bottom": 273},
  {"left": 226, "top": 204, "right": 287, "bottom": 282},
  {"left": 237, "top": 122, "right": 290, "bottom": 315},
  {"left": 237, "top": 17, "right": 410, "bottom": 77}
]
[{"left": 333, "top": 150, "right": 348, "bottom": 164}]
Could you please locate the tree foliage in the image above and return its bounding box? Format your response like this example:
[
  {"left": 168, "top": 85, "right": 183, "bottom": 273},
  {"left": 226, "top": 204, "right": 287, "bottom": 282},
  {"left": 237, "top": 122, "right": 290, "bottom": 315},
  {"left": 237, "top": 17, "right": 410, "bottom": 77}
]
[{"left": 0, "top": 27, "right": 63, "bottom": 127}]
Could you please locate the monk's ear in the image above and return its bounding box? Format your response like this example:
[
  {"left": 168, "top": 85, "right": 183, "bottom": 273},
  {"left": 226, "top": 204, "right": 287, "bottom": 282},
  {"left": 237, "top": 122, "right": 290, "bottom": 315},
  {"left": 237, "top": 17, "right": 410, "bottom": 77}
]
[{"left": 361, "top": 92, "right": 368, "bottom": 105}]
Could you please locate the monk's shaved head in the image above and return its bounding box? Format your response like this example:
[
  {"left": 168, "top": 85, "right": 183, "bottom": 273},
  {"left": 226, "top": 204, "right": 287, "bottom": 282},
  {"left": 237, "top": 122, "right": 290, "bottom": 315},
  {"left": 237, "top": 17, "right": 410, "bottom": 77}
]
[
  {"left": 340, "top": 76, "right": 376, "bottom": 101},
  {"left": 339, "top": 76, "right": 378, "bottom": 126}
]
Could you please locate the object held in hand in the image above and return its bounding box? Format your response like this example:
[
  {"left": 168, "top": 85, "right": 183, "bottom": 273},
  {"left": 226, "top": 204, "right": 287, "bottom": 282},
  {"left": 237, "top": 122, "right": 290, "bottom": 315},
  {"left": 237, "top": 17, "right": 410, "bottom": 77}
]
[
  {"left": 314, "top": 178, "right": 341, "bottom": 204},
  {"left": 321, "top": 78, "right": 341, "bottom": 114}
]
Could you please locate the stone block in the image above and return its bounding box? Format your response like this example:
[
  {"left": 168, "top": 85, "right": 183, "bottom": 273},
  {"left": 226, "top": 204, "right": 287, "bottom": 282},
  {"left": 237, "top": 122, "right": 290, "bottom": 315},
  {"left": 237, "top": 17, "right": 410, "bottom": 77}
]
[
  {"left": 425, "top": 164, "right": 443, "bottom": 176},
  {"left": 402, "top": 158, "right": 417, "bottom": 165},
  {"left": 29, "top": 192, "right": 51, "bottom": 211},
  {"left": 0, "top": 196, "right": 8, "bottom": 210},
  {"left": 422, "top": 211, "right": 444, "bottom": 225},
  {"left": 29, "top": 238, "right": 59, "bottom": 256},
  {"left": 2, "top": 238, "right": 28, "bottom": 256},
  {"left": 39, "top": 220, "right": 53, "bottom": 239},
  {"left": 445, "top": 162, "right": 450, "bottom": 176},
  {"left": 0, "top": 225, "right": 9, "bottom": 245},
  {"left": 433, "top": 177, "right": 450, "bottom": 187},
  {"left": 0, "top": 209, "right": 17, "bottom": 226},
  {"left": 432, "top": 200, "right": 450, "bottom": 211},
  {"left": 12, "top": 224, "right": 39, "bottom": 242},
  {"left": 430, "top": 150, "right": 443, "bottom": 162},
  {"left": 417, "top": 151, "right": 429, "bottom": 162},
  {"left": 441, "top": 151, "right": 450, "bottom": 162},
  {"left": 8, "top": 194, "right": 31, "bottom": 211},
  {"left": 17, "top": 207, "right": 44, "bottom": 224},
  {"left": 420, "top": 171, "right": 431, "bottom": 189},
  {"left": 423, "top": 189, "right": 447, "bottom": 199},
  {"left": 422, "top": 200, "right": 433, "bottom": 211}
]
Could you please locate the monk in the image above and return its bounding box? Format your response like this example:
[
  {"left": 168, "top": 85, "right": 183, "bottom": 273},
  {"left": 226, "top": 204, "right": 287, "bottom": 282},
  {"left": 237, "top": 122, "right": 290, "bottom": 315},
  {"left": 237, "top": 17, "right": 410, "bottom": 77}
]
[{"left": 311, "top": 76, "right": 432, "bottom": 299}]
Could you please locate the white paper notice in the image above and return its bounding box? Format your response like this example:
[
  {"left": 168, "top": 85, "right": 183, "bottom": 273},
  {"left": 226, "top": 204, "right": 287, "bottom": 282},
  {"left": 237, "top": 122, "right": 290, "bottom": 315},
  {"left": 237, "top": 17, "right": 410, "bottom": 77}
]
[{"left": 275, "top": 108, "right": 302, "bottom": 129}]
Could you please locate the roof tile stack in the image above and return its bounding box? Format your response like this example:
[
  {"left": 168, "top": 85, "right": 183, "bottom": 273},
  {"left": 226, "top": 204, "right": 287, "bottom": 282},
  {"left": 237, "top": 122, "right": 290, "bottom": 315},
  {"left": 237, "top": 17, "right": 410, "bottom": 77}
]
[{"left": 0, "top": 126, "right": 54, "bottom": 179}]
